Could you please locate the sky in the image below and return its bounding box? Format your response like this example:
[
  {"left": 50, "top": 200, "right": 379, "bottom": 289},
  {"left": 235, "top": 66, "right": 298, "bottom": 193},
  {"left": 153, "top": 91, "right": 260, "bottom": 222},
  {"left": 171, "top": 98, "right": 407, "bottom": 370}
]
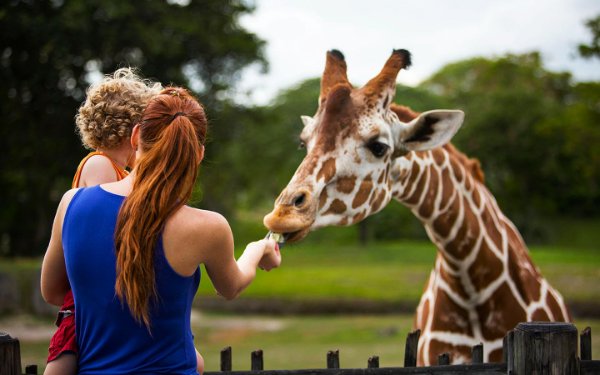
[{"left": 235, "top": 0, "right": 600, "bottom": 105}]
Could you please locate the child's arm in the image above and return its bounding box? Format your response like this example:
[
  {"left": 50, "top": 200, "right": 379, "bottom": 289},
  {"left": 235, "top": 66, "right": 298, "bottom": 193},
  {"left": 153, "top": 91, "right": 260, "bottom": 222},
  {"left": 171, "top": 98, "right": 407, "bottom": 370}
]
[{"left": 41, "top": 189, "right": 78, "bottom": 306}]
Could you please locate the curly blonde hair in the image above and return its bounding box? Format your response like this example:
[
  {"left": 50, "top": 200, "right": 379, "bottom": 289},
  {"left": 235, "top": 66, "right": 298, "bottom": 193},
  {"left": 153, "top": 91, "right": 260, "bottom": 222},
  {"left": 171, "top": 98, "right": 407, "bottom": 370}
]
[{"left": 75, "top": 67, "right": 163, "bottom": 150}]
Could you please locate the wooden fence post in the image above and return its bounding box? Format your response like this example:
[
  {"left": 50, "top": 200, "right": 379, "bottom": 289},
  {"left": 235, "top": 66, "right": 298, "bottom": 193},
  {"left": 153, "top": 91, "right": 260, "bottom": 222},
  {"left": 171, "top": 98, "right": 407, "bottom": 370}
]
[
  {"left": 221, "top": 346, "right": 232, "bottom": 372},
  {"left": 511, "top": 322, "right": 578, "bottom": 375},
  {"left": 471, "top": 343, "right": 483, "bottom": 364},
  {"left": 404, "top": 329, "right": 420, "bottom": 367},
  {"left": 438, "top": 352, "right": 450, "bottom": 365},
  {"left": 251, "top": 350, "right": 263, "bottom": 371},
  {"left": 0, "top": 332, "right": 22, "bottom": 375},
  {"left": 505, "top": 330, "right": 514, "bottom": 373},
  {"left": 581, "top": 327, "right": 592, "bottom": 361},
  {"left": 367, "top": 356, "right": 379, "bottom": 368},
  {"left": 327, "top": 350, "right": 340, "bottom": 369}
]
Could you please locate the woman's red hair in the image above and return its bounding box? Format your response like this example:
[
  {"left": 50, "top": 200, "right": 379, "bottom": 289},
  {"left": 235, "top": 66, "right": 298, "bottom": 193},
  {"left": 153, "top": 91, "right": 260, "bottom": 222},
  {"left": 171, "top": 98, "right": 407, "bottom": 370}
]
[{"left": 114, "top": 87, "right": 207, "bottom": 328}]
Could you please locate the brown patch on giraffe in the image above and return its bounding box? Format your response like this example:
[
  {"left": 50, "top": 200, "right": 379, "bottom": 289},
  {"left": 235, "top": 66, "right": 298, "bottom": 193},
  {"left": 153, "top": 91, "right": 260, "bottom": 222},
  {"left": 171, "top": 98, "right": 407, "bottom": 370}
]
[
  {"left": 546, "top": 291, "right": 569, "bottom": 321},
  {"left": 445, "top": 197, "right": 481, "bottom": 259},
  {"left": 440, "top": 262, "right": 469, "bottom": 300},
  {"left": 431, "top": 148, "right": 445, "bottom": 166},
  {"left": 352, "top": 175, "right": 373, "bottom": 209},
  {"left": 352, "top": 210, "right": 366, "bottom": 223},
  {"left": 317, "top": 158, "right": 337, "bottom": 183},
  {"left": 467, "top": 240, "right": 503, "bottom": 292},
  {"left": 464, "top": 173, "right": 472, "bottom": 191},
  {"left": 377, "top": 170, "right": 385, "bottom": 184},
  {"left": 418, "top": 167, "right": 439, "bottom": 219},
  {"left": 427, "top": 340, "right": 472, "bottom": 365},
  {"left": 317, "top": 86, "right": 357, "bottom": 153},
  {"left": 531, "top": 308, "right": 550, "bottom": 321},
  {"left": 472, "top": 185, "right": 482, "bottom": 208},
  {"left": 339, "top": 217, "right": 349, "bottom": 226},
  {"left": 318, "top": 189, "right": 329, "bottom": 210},
  {"left": 417, "top": 298, "right": 431, "bottom": 330},
  {"left": 444, "top": 143, "right": 485, "bottom": 184},
  {"left": 488, "top": 348, "right": 503, "bottom": 363},
  {"left": 371, "top": 189, "right": 387, "bottom": 213},
  {"left": 506, "top": 224, "right": 541, "bottom": 303},
  {"left": 336, "top": 176, "right": 356, "bottom": 194},
  {"left": 404, "top": 165, "right": 429, "bottom": 205},
  {"left": 480, "top": 202, "right": 502, "bottom": 248},
  {"left": 324, "top": 199, "right": 346, "bottom": 215},
  {"left": 431, "top": 289, "right": 473, "bottom": 336},
  {"left": 389, "top": 103, "right": 419, "bottom": 122},
  {"left": 432, "top": 190, "right": 460, "bottom": 239},
  {"left": 437, "top": 166, "right": 454, "bottom": 209},
  {"left": 450, "top": 156, "right": 463, "bottom": 183},
  {"left": 294, "top": 153, "right": 320, "bottom": 182},
  {"left": 476, "top": 282, "right": 527, "bottom": 341}
]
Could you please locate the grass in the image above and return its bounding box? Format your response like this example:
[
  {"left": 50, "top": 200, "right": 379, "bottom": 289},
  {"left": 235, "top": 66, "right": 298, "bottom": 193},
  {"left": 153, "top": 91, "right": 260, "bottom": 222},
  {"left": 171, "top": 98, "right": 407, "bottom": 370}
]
[{"left": 196, "top": 235, "right": 600, "bottom": 305}]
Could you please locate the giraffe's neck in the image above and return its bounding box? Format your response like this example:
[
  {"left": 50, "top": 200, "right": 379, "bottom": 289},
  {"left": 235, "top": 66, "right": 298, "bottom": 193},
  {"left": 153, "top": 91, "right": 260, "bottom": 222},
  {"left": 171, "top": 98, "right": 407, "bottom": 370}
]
[
  {"left": 394, "top": 145, "right": 535, "bottom": 302},
  {"left": 391, "top": 145, "right": 570, "bottom": 365}
]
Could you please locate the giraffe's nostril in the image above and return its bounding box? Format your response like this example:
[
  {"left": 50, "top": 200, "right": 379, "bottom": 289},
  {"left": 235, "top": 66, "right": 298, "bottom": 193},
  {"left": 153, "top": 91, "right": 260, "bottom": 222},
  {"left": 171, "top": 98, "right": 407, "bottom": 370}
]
[{"left": 293, "top": 192, "right": 306, "bottom": 208}]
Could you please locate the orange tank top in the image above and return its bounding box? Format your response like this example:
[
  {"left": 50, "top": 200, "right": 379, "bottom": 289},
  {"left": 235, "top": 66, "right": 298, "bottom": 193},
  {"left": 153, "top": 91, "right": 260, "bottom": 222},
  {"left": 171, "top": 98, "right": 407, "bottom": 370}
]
[{"left": 71, "top": 151, "right": 129, "bottom": 188}]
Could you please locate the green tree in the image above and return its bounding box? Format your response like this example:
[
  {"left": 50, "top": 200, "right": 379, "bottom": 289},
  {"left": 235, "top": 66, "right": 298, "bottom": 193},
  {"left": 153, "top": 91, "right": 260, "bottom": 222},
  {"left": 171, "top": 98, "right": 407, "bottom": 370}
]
[
  {"left": 579, "top": 14, "right": 600, "bottom": 59},
  {"left": 421, "top": 52, "right": 599, "bottom": 240},
  {"left": 0, "top": 0, "right": 265, "bottom": 256}
]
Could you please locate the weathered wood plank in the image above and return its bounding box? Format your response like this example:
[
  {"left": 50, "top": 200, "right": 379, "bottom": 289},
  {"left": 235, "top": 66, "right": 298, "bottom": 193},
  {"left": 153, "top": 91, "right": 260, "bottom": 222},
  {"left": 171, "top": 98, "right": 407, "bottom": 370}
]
[
  {"left": 221, "top": 346, "right": 232, "bottom": 372},
  {"left": 512, "top": 322, "right": 578, "bottom": 375},
  {"left": 327, "top": 350, "right": 340, "bottom": 369},
  {"left": 404, "top": 329, "right": 420, "bottom": 368},
  {"left": 251, "top": 350, "right": 264, "bottom": 371},
  {"left": 581, "top": 326, "right": 592, "bottom": 361},
  {"left": 471, "top": 344, "right": 483, "bottom": 364},
  {"left": 0, "top": 332, "right": 22, "bottom": 375},
  {"left": 367, "top": 356, "right": 379, "bottom": 369}
]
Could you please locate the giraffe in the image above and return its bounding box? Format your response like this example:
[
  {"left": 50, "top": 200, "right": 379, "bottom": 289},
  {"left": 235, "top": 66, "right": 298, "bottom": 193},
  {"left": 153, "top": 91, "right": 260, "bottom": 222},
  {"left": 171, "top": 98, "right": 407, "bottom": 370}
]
[{"left": 263, "top": 49, "right": 571, "bottom": 365}]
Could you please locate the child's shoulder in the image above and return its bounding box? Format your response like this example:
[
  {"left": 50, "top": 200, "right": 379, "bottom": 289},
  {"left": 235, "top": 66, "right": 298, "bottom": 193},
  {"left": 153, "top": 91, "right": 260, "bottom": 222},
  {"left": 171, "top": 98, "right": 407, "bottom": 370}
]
[{"left": 77, "top": 153, "right": 120, "bottom": 187}]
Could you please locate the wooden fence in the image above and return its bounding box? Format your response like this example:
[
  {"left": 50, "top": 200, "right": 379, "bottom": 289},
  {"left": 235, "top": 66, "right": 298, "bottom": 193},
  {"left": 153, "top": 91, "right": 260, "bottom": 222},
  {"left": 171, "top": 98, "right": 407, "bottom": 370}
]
[{"left": 1, "top": 322, "right": 599, "bottom": 374}]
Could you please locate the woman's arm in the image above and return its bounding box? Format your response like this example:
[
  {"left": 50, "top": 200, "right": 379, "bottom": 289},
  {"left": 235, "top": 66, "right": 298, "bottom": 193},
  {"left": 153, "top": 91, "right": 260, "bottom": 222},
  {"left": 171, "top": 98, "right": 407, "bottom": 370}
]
[
  {"left": 40, "top": 189, "right": 78, "bottom": 306},
  {"left": 201, "top": 212, "right": 281, "bottom": 300}
]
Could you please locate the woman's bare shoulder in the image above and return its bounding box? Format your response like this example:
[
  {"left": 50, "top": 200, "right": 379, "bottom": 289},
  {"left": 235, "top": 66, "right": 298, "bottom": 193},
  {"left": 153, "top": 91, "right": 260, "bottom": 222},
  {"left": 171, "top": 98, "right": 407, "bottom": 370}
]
[
  {"left": 166, "top": 206, "right": 232, "bottom": 243},
  {"left": 162, "top": 206, "right": 233, "bottom": 270}
]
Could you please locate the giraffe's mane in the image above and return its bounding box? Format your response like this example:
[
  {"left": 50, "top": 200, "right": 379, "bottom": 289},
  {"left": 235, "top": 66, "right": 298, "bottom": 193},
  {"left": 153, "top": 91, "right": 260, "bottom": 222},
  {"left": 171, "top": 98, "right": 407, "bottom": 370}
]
[{"left": 390, "top": 103, "right": 485, "bottom": 184}]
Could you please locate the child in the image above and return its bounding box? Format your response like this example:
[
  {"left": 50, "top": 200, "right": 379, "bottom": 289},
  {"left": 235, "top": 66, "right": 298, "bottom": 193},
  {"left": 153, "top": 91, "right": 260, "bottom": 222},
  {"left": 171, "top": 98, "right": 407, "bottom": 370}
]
[{"left": 44, "top": 68, "right": 175, "bottom": 374}]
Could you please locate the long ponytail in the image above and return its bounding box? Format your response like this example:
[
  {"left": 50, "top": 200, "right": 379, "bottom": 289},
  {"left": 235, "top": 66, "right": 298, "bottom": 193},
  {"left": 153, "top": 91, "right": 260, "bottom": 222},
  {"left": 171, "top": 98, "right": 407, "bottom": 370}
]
[{"left": 114, "top": 87, "right": 207, "bottom": 328}]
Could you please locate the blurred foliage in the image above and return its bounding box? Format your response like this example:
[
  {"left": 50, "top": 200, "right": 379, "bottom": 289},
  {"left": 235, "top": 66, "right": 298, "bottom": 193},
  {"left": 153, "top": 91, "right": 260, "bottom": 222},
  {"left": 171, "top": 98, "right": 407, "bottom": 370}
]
[
  {"left": 1, "top": 2, "right": 599, "bottom": 256},
  {"left": 421, "top": 52, "right": 599, "bottom": 240},
  {"left": 579, "top": 14, "right": 600, "bottom": 59},
  {"left": 0, "top": 0, "right": 265, "bottom": 256}
]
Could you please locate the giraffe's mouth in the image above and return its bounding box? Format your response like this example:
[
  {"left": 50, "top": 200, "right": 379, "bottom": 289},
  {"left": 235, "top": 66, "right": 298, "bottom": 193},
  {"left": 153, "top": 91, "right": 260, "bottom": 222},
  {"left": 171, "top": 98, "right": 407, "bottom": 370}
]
[{"left": 282, "top": 229, "right": 310, "bottom": 244}]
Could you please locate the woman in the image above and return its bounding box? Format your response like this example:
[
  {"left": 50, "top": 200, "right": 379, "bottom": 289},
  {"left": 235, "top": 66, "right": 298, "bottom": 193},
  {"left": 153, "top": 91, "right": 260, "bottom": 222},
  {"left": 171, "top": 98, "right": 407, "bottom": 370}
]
[{"left": 41, "top": 87, "right": 281, "bottom": 374}]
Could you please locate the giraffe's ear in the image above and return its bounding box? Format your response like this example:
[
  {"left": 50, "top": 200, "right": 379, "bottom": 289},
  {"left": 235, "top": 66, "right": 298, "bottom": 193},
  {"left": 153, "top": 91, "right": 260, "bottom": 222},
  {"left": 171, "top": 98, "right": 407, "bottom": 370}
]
[
  {"left": 396, "top": 110, "right": 464, "bottom": 152},
  {"left": 301, "top": 115, "right": 314, "bottom": 128}
]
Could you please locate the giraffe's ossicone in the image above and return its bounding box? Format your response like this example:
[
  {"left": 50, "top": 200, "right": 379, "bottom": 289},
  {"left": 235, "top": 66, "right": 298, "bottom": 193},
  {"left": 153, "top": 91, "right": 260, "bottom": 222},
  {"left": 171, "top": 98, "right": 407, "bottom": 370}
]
[{"left": 263, "top": 49, "right": 570, "bottom": 365}]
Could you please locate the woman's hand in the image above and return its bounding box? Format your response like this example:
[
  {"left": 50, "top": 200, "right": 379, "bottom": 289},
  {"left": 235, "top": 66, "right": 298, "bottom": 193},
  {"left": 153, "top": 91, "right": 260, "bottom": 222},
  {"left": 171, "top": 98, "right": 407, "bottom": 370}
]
[{"left": 257, "top": 239, "right": 282, "bottom": 271}]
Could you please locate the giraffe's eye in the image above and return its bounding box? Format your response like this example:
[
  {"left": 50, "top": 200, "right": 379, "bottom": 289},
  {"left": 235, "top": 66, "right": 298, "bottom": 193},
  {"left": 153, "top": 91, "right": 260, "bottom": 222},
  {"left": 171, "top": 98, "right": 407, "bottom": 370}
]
[
  {"left": 367, "top": 141, "right": 389, "bottom": 158},
  {"left": 298, "top": 141, "right": 306, "bottom": 150}
]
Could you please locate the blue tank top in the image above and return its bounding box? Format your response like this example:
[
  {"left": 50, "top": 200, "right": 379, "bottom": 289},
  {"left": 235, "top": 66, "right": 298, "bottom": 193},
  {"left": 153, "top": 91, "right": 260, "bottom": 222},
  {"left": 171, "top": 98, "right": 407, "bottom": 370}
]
[{"left": 62, "top": 186, "right": 201, "bottom": 375}]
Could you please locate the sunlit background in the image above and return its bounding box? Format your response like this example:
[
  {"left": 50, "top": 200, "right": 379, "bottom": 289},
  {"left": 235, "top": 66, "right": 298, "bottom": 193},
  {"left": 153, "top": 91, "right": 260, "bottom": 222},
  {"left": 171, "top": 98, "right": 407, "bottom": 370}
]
[{"left": 1, "top": 0, "right": 599, "bottom": 372}]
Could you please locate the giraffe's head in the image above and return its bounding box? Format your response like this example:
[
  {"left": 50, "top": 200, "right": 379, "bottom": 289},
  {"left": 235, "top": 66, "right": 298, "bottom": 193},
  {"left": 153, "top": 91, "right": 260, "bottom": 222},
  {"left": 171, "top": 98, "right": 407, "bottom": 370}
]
[{"left": 264, "top": 49, "right": 464, "bottom": 243}]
